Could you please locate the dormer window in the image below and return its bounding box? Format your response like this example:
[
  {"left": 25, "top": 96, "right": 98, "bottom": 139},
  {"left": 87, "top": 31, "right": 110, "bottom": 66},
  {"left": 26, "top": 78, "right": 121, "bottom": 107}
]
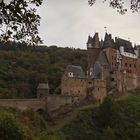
[{"left": 68, "top": 72, "right": 74, "bottom": 77}]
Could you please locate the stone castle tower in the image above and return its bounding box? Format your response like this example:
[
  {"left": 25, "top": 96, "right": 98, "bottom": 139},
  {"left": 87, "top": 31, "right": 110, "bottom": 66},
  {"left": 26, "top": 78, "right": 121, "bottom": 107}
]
[{"left": 61, "top": 32, "right": 140, "bottom": 103}]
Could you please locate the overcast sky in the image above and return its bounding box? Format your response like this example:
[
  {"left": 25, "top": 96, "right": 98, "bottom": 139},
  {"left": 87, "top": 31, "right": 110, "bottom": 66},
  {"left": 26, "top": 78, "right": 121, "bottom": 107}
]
[{"left": 37, "top": 0, "right": 140, "bottom": 49}]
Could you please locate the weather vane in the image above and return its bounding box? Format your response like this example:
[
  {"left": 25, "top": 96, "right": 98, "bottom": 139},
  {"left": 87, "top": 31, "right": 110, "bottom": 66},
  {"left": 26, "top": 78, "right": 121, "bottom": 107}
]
[{"left": 104, "top": 26, "right": 107, "bottom": 33}]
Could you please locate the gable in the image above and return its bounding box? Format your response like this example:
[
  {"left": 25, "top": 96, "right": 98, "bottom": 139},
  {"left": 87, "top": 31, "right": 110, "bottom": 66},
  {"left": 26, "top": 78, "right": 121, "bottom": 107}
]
[{"left": 96, "top": 51, "right": 109, "bottom": 66}]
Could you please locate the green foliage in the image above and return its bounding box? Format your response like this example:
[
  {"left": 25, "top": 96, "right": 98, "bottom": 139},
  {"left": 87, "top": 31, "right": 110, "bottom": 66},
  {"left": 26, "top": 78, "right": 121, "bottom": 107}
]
[
  {"left": 88, "top": 0, "right": 140, "bottom": 14},
  {"left": 0, "top": 110, "right": 26, "bottom": 140},
  {"left": 95, "top": 97, "right": 120, "bottom": 128},
  {"left": 63, "top": 96, "right": 140, "bottom": 140},
  {"left": 100, "top": 127, "right": 115, "bottom": 140},
  {"left": 63, "top": 110, "right": 99, "bottom": 140},
  {"left": 33, "top": 132, "right": 65, "bottom": 140},
  {"left": 22, "top": 109, "right": 47, "bottom": 132},
  {"left": 0, "top": 108, "right": 51, "bottom": 139},
  {"left": 0, "top": 0, "right": 43, "bottom": 44},
  {"left": 0, "top": 87, "right": 17, "bottom": 99},
  {"left": 0, "top": 44, "right": 87, "bottom": 98}
]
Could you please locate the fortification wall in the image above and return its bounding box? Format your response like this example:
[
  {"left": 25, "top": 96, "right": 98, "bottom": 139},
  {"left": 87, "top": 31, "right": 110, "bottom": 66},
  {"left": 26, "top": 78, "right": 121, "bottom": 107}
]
[
  {"left": 62, "top": 76, "right": 107, "bottom": 102},
  {"left": 47, "top": 95, "right": 78, "bottom": 111},
  {"left": 114, "top": 72, "right": 123, "bottom": 92},
  {"left": 0, "top": 95, "right": 78, "bottom": 112},
  {"left": 0, "top": 99, "right": 46, "bottom": 111},
  {"left": 61, "top": 76, "right": 87, "bottom": 99},
  {"left": 92, "top": 79, "right": 107, "bottom": 102},
  {"left": 126, "top": 75, "right": 137, "bottom": 91},
  {"left": 114, "top": 72, "right": 140, "bottom": 92}
]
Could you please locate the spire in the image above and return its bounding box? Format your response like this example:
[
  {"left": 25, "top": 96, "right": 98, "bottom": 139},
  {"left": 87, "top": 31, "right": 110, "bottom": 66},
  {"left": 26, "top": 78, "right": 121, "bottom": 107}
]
[
  {"left": 87, "top": 35, "right": 93, "bottom": 48},
  {"left": 87, "top": 32, "right": 101, "bottom": 48},
  {"left": 103, "top": 33, "right": 114, "bottom": 49},
  {"left": 104, "top": 26, "right": 107, "bottom": 33},
  {"left": 87, "top": 35, "right": 93, "bottom": 44},
  {"left": 92, "top": 32, "right": 100, "bottom": 48}
]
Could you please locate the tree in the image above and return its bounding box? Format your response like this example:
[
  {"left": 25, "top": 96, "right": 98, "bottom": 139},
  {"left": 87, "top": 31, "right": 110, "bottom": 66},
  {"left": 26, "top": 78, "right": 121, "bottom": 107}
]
[
  {"left": 0, "top": 110, "right": 26, "bottom": 140},
  {"left": 100, "top": 127, "right": 116, "bottom": 140},
  {"left": 88, "top": 0, "right": 140, "bottom": 14},
  {"left": 0, "top": 0, "right": 43, "bottom": 44}
]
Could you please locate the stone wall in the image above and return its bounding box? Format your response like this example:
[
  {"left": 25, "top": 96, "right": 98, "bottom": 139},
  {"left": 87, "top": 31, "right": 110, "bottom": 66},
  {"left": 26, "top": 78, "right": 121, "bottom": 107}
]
[
  {"left": 0, "top": 95, "right": 79, "bottom": 112},
  {"left": 92, "top": 79, "right": 107, "bottom": 102},
  {"left": 61, "top": 75, "right": 107, "bottom": 102},
  {"left": 114, "top": 72, "right": 140, "bottom": 93},
  {"left": 0, "top": 99, "right": 46, "bottom": 111},
  {"left": 47, "top": 95, "right": 78, "bottom": 111},
  {"left": 103, "top": 48, "right": 117, "bottom": 71},
  {"left": 61, "top": 75, "right": 87, "bottom": 100},
  {"left": 125, "top": 75, "right": 137, "bottom": 91}
]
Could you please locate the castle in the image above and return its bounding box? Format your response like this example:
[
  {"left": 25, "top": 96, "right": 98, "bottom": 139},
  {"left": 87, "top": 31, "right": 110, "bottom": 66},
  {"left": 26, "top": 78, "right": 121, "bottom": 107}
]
[
  {"left": 61, "top": 32, "right": 140, "bottom": 102},
  {"left": 0, "top": 32, "right": 140, "bottom": 113}
]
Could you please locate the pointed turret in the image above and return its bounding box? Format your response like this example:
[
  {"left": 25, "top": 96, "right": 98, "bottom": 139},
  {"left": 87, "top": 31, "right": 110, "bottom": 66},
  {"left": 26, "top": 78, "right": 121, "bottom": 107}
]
[
  {"left": 103, "top": 33, "right": 114, "bottom": 49},
  {"left": 87, "top": 35, "right": 93, "bottom": 48},
  {"left": 92, "top": 32, "right": 100, "bottom": 48},
  {"left": 87, "top": 32, "right": 100, "bottom": 48}
]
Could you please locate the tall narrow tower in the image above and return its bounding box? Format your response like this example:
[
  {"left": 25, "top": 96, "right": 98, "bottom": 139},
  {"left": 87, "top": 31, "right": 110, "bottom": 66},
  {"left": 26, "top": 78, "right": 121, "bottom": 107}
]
[
  {"left": 87, "top": 32, "right": 100, "bottom": 49},
  {"left": 87, "top": 32, "right": 101, "bottom": 78}
]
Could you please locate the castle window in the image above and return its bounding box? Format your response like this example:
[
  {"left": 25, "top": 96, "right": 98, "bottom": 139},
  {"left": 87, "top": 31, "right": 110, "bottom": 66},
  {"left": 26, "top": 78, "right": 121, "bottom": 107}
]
[
  {"left": 134, "top": 64, "right": 136, "bottom": 68},
  {"left": 125, "top": 63, "right": 127, "bottom": 67},
  {"left": 111, "top": 78, "right": 114, "bottom": 81},
  {"left": 68, "top": 72, "right": 74, "bottom": 77},
  {"left": 129, "top": 64, "right": 131, "bottom": 67},
  {"left": 88, "top": 81, "right": 92, "bottom": 84},
  {"left": 110, "top": 71, "right": 114, "bottom": 74},
  {"left": 98, "top": 88, "right": 99, "bottom": 91}
]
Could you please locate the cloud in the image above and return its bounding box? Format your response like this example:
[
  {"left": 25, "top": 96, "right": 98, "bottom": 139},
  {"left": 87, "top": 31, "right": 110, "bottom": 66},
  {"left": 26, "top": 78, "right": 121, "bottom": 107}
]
[{"left": 37, "top": 0, "right": 140, "bottom": 49}]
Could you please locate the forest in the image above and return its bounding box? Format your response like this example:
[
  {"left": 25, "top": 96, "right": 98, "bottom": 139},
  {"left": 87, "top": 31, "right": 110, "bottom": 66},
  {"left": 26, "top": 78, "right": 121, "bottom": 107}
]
[
  {"left": 0, "top": 41, "right": 87, "bottom": 98},
  {"left": 1, "top": 94, "right": 140, "bottom": 139},
  {"left": 0, "top": 42, "right": 140, "bottom": 140},
  {"left": 63, "top": 95, "right": 140, "bottom": 140}
]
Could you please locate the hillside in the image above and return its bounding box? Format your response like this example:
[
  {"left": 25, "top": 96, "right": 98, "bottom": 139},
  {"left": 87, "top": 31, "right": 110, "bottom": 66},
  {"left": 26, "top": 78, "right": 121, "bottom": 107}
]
[
  {"left": 1, "top": 94, "right": 140, "bottom": 139},
  {"left": 0, "top": 42, "right": 87, "bottom": 98},
  {"left": 62, "top": 95, "right": 140, "bottom": 140},
  {"left": 1, "top": 42, "right": 140, "bottom": 140}
]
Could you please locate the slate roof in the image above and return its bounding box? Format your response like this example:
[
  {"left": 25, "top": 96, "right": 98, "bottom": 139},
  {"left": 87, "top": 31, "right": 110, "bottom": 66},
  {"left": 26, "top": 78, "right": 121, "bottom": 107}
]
[
  {"left": 87, "top": 35, "right": 93, "bottom": 44},
  {"left": 92, "top": 33, "right": 100, "bottom": 48},
  {"left": 87, "top": 48, "right": 102, "bottom": 67},
  {"left": 96, "top": 51, "right": 109, "bottom": 66},
  {"left": 66, "top": 65, "right": 85, "bottom": 78},
  {"left": 115, "top": 38, "right": 135, "bottom": 54},
  {"left": 103, "top": 33, "right": 115, "bottom": 49},
  {"left": 37, "top": 83, "right": 49, "bottom": 89},
  {"left": 89, "top": 50, "right": 109, "bottom": 79},
  {"left": 87, "top": 33, "right": 100, "bottom": 48}
]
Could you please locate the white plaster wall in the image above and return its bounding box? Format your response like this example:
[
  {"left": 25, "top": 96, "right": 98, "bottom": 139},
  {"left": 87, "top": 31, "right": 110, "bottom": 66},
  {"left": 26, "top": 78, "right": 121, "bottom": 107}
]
[
  {"left": 68, "top": 72, "right": 74, "bottom": 77},
  {"left": 120, "top": 46, "right": 138, "bottom": 59}
]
